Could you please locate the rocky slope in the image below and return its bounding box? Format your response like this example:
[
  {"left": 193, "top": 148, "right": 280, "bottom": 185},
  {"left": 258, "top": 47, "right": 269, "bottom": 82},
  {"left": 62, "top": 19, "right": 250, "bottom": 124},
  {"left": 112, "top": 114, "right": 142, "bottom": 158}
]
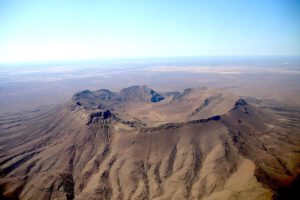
[{"left": 0, "top": 86, "right": 299, "bottom": 200}]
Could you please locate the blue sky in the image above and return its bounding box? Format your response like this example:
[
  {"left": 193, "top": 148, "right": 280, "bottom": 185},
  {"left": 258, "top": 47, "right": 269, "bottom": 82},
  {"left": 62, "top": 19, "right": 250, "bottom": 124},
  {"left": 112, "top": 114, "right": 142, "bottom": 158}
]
[{"left": 0, "top": 0, "right": 299, "bottom": 63}]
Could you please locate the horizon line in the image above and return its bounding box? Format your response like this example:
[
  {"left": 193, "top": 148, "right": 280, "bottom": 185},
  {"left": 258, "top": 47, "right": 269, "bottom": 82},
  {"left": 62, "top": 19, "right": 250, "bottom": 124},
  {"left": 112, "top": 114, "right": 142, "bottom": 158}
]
[{"left": 1, "top": 54, "right": 300, "bottom": 65}]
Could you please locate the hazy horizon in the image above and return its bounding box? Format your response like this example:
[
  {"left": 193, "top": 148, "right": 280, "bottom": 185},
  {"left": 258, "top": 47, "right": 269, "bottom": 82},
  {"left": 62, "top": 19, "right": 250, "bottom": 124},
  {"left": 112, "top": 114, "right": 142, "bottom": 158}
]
[{"left": 1, "top": 54, "right": 300, "bottom": 66}]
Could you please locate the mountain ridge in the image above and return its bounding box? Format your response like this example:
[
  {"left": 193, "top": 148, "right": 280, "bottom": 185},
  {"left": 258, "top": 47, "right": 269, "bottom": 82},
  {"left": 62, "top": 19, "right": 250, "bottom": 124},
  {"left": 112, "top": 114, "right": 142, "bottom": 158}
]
[{"left": 0, "top": 86, "right": 299, "bottom": 200}]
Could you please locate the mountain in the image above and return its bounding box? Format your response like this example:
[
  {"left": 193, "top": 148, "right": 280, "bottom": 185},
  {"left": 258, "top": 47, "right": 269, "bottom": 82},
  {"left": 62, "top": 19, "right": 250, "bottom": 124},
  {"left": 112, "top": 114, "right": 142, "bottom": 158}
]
[{"left": 0, "top": 86, "right": 299, "bottom": 200}]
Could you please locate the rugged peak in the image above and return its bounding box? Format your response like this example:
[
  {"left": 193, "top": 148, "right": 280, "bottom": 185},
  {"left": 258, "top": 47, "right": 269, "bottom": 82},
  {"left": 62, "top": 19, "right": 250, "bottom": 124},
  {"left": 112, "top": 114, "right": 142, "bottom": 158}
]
[
  {"left": 230, "top": 98, "right": 251, "bottom": 115},
  {"left": 72, "top": 90, "right": 93, "bottom": 100},
  {"left": 234, "top": 99, "right": 248, "bottom": 107},
  {"left": 120, "top": 85, "right": 164, "bottom": 103},
  {"left": 120, "top": 85, "right": 150, "bottom": 98},
  {"left": 71, "top": 86, "right": 165, "bottom": 110},
  {"left": 171, "top": 88, "right": 192, "bottom": 101}
]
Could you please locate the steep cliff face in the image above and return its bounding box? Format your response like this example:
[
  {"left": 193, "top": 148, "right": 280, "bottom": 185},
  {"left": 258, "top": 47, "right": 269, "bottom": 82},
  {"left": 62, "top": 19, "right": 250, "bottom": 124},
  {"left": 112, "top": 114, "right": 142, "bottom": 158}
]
[{"left": 0, "top": 86, "right": 299, "bottom": 200}]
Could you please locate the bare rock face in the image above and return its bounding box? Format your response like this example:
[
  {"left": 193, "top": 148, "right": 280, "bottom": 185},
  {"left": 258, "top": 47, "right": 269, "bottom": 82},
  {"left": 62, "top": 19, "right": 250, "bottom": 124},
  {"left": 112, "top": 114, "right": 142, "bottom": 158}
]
[
  {"left": 120, "top": 85, "right": 164, "bottom": 103},
  {"left": 0, "top": 86, "right": 299, "bottom": 200},
  {"left": 72, "top": 86, "right": 165, "bottom": 110}
]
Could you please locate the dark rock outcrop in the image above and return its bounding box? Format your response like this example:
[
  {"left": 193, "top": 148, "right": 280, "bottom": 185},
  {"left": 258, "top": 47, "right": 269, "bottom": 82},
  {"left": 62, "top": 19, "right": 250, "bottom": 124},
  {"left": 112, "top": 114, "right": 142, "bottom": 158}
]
[{"left": 86, "top": 110, "right": 118, "bottom": 125}]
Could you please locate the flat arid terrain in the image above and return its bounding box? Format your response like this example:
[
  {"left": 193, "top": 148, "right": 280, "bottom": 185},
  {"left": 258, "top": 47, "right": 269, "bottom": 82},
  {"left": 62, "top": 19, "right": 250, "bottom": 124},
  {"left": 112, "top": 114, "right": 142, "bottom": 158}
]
[{"left": 0, "top": 57, "right": 300, "bottom": 200}]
